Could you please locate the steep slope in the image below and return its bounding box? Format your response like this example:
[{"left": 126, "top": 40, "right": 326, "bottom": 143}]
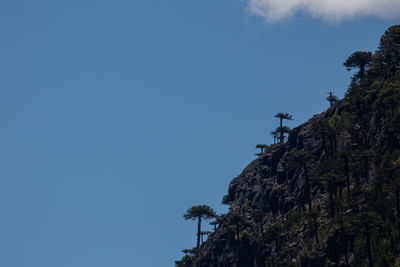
[{"left": 176, "top": 25, "right": 400, "bottom": 267}]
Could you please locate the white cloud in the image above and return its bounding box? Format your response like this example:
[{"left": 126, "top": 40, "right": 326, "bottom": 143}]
[{"left": 247, "top": 0, "right": 400, "bottom": 22}]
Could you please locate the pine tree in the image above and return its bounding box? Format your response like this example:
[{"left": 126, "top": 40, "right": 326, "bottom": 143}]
[
  {"left": 270, "top": 131, "right": 278, "bottom": 144},
  {"left": 327, "top": 92, "right": 339, "bottom": 107},
  {"left": 256, "top": 144, "right": 267, "bottom": 156},
  {"left": 184, "top": 205, "right": 216, "bottom": 248},
  {"left": 275, "top": 126, "right": 291, "bottom": 144},
  {"left": 343, "top": 51, "right": 372, "bottom": 81},
  {"left": 274, "top": 113, "right": 293, "bottom": 143}
]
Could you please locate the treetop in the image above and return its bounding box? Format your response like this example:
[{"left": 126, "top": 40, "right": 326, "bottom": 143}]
[
  {"left": 343, "top": 51, "right": 372, "bottom": 70},
  {"left": 275, "top": 113, "right": 293, "bottom": 120},
  {"left": 183, "top": 205, "right": 217, "bottom": 220}
]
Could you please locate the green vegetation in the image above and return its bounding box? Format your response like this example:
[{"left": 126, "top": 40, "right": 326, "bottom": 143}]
[
  {"left": 255, "top": 144, "right": 267, "bottom": 156},
  {"left": 289, "top": 151, "right": 312, "bottom": 211},
  {"left": 343, "top": 51, "right": 372, "bottom": 81},
  {"left": 326, "top": 92, "right": 338, "bottom": 107},
  {"left": 176, "top": 25, "right": 400, "bottom": 266},
  {"left": 256, "top": 144, "right": 267, "bottom": 153},
  {"left": 270, "top": 130, "right": 278, "bottom": 144},
  {"left": 183, "top": 205, "right": 216, "bottom": 249},
  {"left": 221, "top": 194, "right": 231, "bottom": 205},
  {"left": 209, "top": 220, "right": 219, "bottom": 230},
  {"left": 274, "top": 113, "right": 293, "bottom": 143},
  {"left": 275, "top": 126, "right": 291, "bottom": 144}
]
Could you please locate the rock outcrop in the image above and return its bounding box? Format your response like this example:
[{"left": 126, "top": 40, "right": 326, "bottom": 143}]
[{"left": 176, "top": 25, "right": 400, "bottom": 267}]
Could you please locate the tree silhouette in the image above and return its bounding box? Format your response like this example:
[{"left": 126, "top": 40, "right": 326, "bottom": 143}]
[
  {"left": 182, "top": 248, "right": 194, "bottom": 255},
  {"left": 275, "top": 113, "right": 293, "bottom": 143},
  {"left": 184, "top": 205, "right": 216, "bottom": 249},
  {"left": 209, "top": 220, "right": 219, "bottom": 230},
  {"left": 275, "top": 126, "right": 290, "bottom": 144},
  {"left": 256, "top": 144, "right": 267, "bottom": 153},
  {"left": 343, "top": 51, "right": 372, "bottom": 81},
  {"left": 200, "top": 231, "right": 212, "bottom": 244},
  {"left": 270, "top": 131, "right": 278, "bottom": 144},
  {"left": 327, "top": 92, "right": 339, "bottom": 107}
]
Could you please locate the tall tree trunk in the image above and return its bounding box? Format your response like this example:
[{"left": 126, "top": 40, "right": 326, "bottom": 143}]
[
  {"left": 197, "top": 217, "right": 202, "bottom": 249},
  {"left": 279, "top": 118, "right": 284, "bottom": 143},
  {"left": 343, "top": 154, "right": 351, "bottom": 197},
  {"left": 365, "top": 222, "right": 373, "bottom": 267}
]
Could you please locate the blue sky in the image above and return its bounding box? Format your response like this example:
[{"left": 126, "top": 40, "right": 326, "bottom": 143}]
[{"left": 0, "top": 1, "right": 398, "bottom": 266}]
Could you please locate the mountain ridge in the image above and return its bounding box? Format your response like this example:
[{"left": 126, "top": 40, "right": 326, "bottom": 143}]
[{"left": 176, "top": 25, "right": 400, "bottom": 267}]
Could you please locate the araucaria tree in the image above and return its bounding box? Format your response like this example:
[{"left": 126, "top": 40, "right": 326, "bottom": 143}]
[
  {"left": 343, "top": 51, "right": 372, "bottom": 81},
  {"left": 275, "top": 126, "right": 290, "bottom": 144},
  {"left": 327, "top": 92, "right": 339, "bottom": 107},
  {"left": 270, "top": 131, "right": 278, "bottom": 144},
  {"left": 184, "top": 205, "right": 216, "bottom": 249},
  {"left": 275, "top": 113, "right": 293, "bottom": 143},
  {"left": 256, "top": 144, "right": 267, "bottom": 154}
]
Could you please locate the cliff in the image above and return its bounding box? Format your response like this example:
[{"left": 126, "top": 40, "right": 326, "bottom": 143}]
[{"left": 177, "top": 25, "right": 400, "bottom": 267}]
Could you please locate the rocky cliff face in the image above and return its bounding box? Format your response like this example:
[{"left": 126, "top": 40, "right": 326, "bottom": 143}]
[
  {"left": 177, "top": 25, "right": 400, "bottom": 267},
  {"left": 196, "top": 107, "right": 340, "bottom": 266}
]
